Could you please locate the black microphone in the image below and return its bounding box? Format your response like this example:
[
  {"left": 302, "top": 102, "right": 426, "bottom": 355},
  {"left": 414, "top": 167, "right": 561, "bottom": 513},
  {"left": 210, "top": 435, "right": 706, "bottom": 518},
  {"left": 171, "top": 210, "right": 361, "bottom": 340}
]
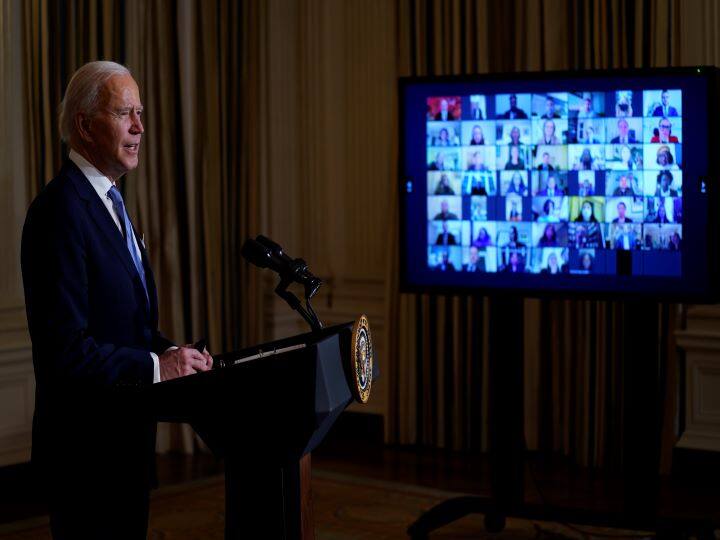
[{"left": 241, "top": 236, "right": 322, "bottom": 298}]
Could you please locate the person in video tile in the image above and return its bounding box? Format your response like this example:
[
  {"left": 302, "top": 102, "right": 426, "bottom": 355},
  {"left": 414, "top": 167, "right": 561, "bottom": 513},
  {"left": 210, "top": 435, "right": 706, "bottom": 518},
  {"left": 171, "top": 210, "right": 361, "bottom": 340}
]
[
  {"left": 578, "top": 93, "right": 596, "bottom": 118},
  {"left": 472, "top": 227, "right": 493, "bottom": 248},
  {"left": 435, "top": 99, "right": 453, "bottom": 121},
  {"left": 540, "top": 252, "right": 564, "bottom": 274},
  {"left": 506, "top": 171, "right": 529, "bottom": 196},
  {"left": 504, "top": 226, "right": 527, "bottom": 250},
  {"left": 650, "top": 118, "right": 679, "bottom": 143},
  {"left": 434, "top": 173, "right": 455, "bottom": 195},
  {"left": 499, "top": 94, "right": 528, "bottom": 119},
  {"left": 537, "top": 173, "right": 564, "bottom": 196},
  {"left": 505, "top": 146, "right": 526, "bottom": 171},
  {"left": 434, "top": 200, "right": 459, "bottom": 220},
  {"left": 508, "top": 126, "right": 522, "bottom": 146},
  {"left": 428, "top": 151, "right": 447, "bottom": 171},
  {"left": 435, "top": 221, "right": 457, "bottom": 245},
  {"left": 469, "top": 125, "right": 485, "bottom": 145},
  {"left": 652, "top": 90, "right": 679, "bottom": 117},
  {"left": 655, "top": 171, "right": 678, "bottom": 197},
  {"left": 573, "top": 201, "right": 603, "bottom": 247},
  {"left": 537, "top": 120, "right": 561, "bottom": 145},
  {"left": 613, "top": 224, "right": 639, "bottom": 250},
  {"left": 652, "top": 203, "right": 672, "bottom": 224},
  {"left": 502, "top": 250, "right": 525, "bottom": 273},
  {"left": 612, "top": 174, "right": 636, "bottom": 196},
  {"left": 579, "top": 252, "right": 594, "bottom": 273},
  {"left": 467, "top": 150, "right": 490, "bottom": 171},
  {"left": 541, "top": 97, "right": 561, "bottom": 119},
  {"left": 537, "top": 152, "right": 555, "bottom": 171},
  {"left": 434, "top": 251, "right": 456, "bottom": 271},
  {"left": 669, "top": 231, "right": 682, "bottom": 250},
  {"left": 611, "top": 201, "right": 633, "bottom": 223},
  {"left": 656, "top": 145, "right": 676, "bottom": 169},
  {"left": 574, "top": 148, "right": 598, "bottom": 170},
  {"left": 537, "top": 199, "right": 558, "bottom": 223},
  {"left": 538, "top": 224, "right": 559, "bottom": 247},
  {"left": 464, "top": 246, "right": 482, "bottom": 272},
  {"left": 610, "top": 118, "right": 636, "bottom": 144}
]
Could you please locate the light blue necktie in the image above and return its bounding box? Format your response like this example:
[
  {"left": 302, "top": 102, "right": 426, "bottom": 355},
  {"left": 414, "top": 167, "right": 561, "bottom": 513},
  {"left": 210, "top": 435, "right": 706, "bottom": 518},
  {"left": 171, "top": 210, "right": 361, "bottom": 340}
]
[{"left": 107, "top": 186, "right": 148, "bottom": 301}]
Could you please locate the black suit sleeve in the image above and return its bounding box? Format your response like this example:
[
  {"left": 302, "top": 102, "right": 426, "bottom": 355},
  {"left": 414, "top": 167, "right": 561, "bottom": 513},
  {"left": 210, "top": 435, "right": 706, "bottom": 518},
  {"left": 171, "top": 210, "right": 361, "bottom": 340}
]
[{"left": 22, "top": 196, "right": 154, "bottom": 389}]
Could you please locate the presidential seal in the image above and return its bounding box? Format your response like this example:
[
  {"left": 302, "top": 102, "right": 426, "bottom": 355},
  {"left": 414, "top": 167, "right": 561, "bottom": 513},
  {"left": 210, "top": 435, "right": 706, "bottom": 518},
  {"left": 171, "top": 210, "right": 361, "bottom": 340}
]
[{"left": 350, "top": 315, "right": 373, "bottom": 404}]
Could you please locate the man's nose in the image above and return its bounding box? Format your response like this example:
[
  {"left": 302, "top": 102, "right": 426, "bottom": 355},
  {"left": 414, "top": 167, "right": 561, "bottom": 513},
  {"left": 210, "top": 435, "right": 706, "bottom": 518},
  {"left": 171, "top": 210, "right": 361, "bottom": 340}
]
[{"left": 130, "top": 111, "right": 144, "bottom": 134}]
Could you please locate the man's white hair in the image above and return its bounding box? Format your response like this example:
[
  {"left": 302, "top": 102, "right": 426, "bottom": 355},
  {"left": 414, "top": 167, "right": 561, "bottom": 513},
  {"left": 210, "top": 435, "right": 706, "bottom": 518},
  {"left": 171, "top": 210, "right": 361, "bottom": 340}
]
[{"left": 58, "top": 61, "right": 131, "bottom": 143}]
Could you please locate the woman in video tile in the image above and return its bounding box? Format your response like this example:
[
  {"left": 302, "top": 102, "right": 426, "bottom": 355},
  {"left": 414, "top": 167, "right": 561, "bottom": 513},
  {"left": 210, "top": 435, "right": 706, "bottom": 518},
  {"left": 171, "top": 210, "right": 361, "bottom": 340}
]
[
  {"left": 505, "top": 145, "right": 526, "bottom": 170},
  {"left": 538, "top": 224, "right": 559, "bottom": 247},
  {"left": 502, "top": 250, "right": 525, "bottom": 273},
  {"left": 434, "top": 173, "right": 455, "bottom": 195},
  {"left": 469, "top": 125, "right": 485, "bottom": 145},
  {"left": 540, "top": 252, "right": 563, "bottom": 275},
  {"left": 472, "top": 227, "right": 493, "bottom": 249},
  {"left": 579, "top": 252, "right": 594, "bottom": 273},
  {"left": 537, "top": 120, "right": 561, "bottom": 145},
  {"left": 654, "top": 171, "right": 678, "bottom": 197},
  {"left": 656, "top": 145, "right": 676, "bottom": 169}
]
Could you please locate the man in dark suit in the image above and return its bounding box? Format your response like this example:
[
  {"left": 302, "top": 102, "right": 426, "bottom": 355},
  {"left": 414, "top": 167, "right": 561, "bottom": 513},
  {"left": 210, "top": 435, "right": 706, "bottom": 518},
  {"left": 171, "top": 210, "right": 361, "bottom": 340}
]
[
  {"left": 435, "top": 221, "right": 457, "bottom": 246},
  {"left": 610, "top": 118, "right": 636, "bottom": 144},
  {"left": 498, "top": 94, "right": 528, "bottom": 119},
  {"left": 21, "top": 61, "right": 212, "bottom": 539},
  {"left": 652, "top": 90, "right": 679, "bottom": 117}
]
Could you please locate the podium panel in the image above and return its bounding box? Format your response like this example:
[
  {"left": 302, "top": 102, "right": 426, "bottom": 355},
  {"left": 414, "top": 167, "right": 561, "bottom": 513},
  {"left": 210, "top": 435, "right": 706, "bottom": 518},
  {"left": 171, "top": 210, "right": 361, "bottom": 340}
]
[{"left": 149, "top": 320, "right": 376, "bottom": 539}]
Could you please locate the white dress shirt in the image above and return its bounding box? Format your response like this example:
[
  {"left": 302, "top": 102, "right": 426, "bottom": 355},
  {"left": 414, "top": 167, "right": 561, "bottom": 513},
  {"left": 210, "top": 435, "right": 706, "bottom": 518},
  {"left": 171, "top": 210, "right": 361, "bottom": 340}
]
[{"left": 69, "top": 149, "right": 166, "bottom": 383}]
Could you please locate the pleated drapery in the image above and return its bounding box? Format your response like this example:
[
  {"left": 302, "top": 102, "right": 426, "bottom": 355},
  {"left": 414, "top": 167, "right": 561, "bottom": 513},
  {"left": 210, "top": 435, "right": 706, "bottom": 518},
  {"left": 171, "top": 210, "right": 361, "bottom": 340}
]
[{"left": 387, "top": 0, "right": 683, "bottom": 468}]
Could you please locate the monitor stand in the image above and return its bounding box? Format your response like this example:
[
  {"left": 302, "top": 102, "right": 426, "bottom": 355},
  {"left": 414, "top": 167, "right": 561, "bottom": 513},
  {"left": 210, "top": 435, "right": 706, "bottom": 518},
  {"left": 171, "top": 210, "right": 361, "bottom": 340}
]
[{"left": 406, "top": 298, "right": 687, "bottom": 538}]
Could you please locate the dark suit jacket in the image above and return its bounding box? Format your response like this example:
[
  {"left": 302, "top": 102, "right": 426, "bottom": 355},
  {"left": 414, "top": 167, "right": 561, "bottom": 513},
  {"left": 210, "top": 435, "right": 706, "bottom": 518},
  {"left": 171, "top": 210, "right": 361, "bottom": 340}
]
[
  {"left": 610, "top": 134, "right": 637, "bottom": 144},
  {"left": 21, "top": 160, "right": 174, "bottom": 493},
  {"left": 652, "top": 105, "right": 678, "bottom": 117}
]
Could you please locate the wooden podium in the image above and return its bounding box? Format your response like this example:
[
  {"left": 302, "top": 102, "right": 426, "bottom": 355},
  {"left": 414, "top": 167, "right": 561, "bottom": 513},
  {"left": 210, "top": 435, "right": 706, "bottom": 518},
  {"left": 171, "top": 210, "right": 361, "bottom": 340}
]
[{"left": 148, "top": 320, "right": 376, "bottom": 539}]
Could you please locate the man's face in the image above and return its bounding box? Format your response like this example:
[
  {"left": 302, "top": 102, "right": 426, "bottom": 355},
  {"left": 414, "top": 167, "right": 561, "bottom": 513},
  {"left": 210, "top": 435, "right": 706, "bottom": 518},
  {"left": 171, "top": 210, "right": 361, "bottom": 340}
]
[
  {"left": 618, "top": 119, "right": 629, "bottom": 136},
  {"left": 469, "top": 247, "right": 479, "bottom": 263},
  {"left": 472, "top": 126, "right": 482, "bottom": 141},
  {"left": 661, "top": 92, "right": 670, "bottom": 106},
  {"left": 82, "top": 74, "right": 144, "bottom": 180},
  {"left": 510, "top": 95, "right": 517, "bottom": 107},
  {"left": 440, "top": 99, "right": 448, "bottom": 113},
  {"left": 619, "top": 176, "right": 628, "bottom": 188},
  {"left": 547, "top": 175, "right": 556, "bottom": 188},
  {"left": 441, "top": 200, "right": 449, "bottom": 213},
  {"left": 545, "top": 99, "right": 554, "bottom": 115},
  {"left": 543, "top": 153, "right": 550, "bottom": 164},
  {"left": 618, "top": 203, "right": 626, "bottom": 218}
]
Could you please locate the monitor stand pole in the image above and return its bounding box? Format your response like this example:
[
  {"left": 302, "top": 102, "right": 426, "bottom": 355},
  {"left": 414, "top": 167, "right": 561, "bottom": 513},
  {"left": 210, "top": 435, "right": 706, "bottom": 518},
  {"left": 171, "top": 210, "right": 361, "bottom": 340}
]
[
  {"left": 407, "top": 298, "right": 678, "bottom": 539},
  {"left": 407, "top": 294, "right": 525, "bottom": 536}
]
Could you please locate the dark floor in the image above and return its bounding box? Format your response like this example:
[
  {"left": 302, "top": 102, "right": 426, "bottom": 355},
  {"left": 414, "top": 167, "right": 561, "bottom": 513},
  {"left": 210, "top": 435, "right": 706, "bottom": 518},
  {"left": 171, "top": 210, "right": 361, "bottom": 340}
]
[{"left": 1, "top": 413, "right": 719, "bottom": 536}]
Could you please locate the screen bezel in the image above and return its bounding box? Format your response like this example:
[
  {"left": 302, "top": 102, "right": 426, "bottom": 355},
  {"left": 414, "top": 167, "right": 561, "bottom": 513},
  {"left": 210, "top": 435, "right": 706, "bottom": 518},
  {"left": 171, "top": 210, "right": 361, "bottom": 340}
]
[{"left": 398, "top": 67, "right": 720, "bottom": 302}]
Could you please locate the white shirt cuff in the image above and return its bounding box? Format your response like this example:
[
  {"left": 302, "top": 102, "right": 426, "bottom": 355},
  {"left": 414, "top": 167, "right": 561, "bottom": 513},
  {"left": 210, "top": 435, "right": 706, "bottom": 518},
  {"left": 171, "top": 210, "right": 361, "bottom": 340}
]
[
  {"left": 151, "top": 346, "right": 179, "bottom": 383},
  {"left": 150, "top": 352, "right": 161, "bottom": 384}
]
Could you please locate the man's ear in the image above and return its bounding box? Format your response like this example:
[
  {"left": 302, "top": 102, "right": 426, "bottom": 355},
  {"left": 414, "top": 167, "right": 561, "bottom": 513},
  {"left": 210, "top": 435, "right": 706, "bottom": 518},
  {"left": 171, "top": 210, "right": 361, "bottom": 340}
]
[{"left": 76, "top": 113, "right": 93, "bottom": 143}]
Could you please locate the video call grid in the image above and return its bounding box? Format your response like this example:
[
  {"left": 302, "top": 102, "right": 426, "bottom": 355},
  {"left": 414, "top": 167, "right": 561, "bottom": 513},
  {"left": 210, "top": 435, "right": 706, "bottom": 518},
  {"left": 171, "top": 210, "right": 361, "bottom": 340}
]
[{"left": 424, "top": 90, "right": 683, "bottom": 275}]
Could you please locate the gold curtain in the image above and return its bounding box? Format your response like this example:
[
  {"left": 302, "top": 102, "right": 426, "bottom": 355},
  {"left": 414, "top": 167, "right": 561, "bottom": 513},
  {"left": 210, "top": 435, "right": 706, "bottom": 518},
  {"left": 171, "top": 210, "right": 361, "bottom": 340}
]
[
  {"left": 17, "top": 0, "right": 263, "bottom": 452},
  {"left": 388, "top": 0, "right": 682, "bottom": 468}
]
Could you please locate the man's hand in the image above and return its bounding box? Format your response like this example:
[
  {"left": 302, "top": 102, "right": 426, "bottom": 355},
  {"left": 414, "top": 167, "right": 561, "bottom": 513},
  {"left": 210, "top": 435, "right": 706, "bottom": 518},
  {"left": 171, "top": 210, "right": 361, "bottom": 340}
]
[{"left": 159, "top": 346, "right": 213, "bottom": 382}]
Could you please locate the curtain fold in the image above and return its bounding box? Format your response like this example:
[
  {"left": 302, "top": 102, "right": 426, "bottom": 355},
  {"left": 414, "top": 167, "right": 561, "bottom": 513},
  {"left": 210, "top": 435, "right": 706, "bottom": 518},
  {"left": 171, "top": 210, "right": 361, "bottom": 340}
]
[{"left": 388, "top": 0, "right": 681, "bottom": 468}]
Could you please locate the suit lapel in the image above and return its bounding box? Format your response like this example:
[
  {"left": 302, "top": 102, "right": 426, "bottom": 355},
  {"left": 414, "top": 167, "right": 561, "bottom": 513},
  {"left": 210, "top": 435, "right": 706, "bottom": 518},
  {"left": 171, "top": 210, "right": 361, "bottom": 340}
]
[{"left": 65, "top": 161, "right": 145, "bottom": 297}]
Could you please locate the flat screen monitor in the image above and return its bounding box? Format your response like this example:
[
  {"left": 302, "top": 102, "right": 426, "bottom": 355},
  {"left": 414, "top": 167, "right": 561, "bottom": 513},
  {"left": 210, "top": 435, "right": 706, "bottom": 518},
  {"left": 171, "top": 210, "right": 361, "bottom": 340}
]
[{"left": 399, "top": 68, "right": 720, "bottom": 301}]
